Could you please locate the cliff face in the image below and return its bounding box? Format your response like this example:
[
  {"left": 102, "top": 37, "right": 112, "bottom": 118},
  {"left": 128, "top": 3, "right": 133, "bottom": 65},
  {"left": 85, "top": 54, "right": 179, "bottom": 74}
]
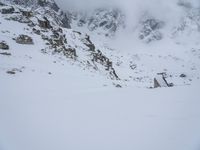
[{"left": 71, "top": 8, "right": 126, "bottom": 37}]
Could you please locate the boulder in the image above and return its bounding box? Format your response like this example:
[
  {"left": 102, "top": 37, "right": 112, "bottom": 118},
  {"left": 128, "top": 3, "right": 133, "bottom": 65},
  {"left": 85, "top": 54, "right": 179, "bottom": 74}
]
[
  {"left": 6, "top": 68, "right": 22, "bottom": 75},
  {"left": 0, "top": 41, "right": 9, "bottom": 50},
  {"left": 21, "top": 10, "right": 33, "bottom": 18},
  {"left": 0, "top": 52, "right": 11, "bottom": 56},
  {"left": 15, "top": 35, "right": 34, "bottom": 44},
  {"left": 1, "top": 6, "right": 15, "bottom": 14},
  {"left": 38, "top": 17, "right": 52, "bottom": 29},
  {"left": 180, "top": 74, "right": 187, "bottom": 78},
  {"left": 6, "top": 70, "right": 15, "bottom": 75},
  {"left": 32, "top": 28, "right": 41, "bottom": 35}
]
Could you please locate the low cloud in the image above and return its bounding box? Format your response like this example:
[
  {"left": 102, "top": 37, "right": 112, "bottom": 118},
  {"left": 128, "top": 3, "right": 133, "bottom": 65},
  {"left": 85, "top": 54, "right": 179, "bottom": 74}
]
[{"left": 55, "top": 0, "right": 200, "bottom": 28}]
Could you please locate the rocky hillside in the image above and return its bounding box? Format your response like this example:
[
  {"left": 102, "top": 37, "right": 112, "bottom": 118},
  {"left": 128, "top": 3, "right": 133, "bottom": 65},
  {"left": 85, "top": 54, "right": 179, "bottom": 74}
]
[
  {"left": 1, "top": 0, "right": 71, "bottom": 28},
  {"left": 0, "top": 0, "right": 122, "bottom": 85}
]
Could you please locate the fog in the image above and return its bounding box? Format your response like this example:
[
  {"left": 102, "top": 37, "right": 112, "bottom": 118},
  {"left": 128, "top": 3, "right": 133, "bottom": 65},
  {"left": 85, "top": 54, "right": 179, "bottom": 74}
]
[
  {"left": 55, "top": 0, "right": 200, "bottom": 15},
  {"left": 55, "top": 0, "right": 199, "bottom": 29},
  {"left": 55, "top": 0, "right": 200, "bottom": 10}
]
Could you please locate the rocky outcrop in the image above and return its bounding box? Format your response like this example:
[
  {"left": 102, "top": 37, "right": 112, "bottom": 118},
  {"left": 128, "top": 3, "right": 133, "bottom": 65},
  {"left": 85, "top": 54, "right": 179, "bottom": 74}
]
[
  {"left": 0, "top": 52, "right": 11, "bottom": 56},
  {"left": 63, "top": 48, "right": 77, "bottom": 59},
  {"left": 38, "top": 17, "right": 52, "bottom": 29},
  {"left": 0, "top": 1, "right": 120, "bottom": 81},
  {"left": 84, "top": 35, "right": 95, "bottom": 51},
  {"left": 74, "top": 8, "right": 125, "bottom": 36},
  {"left": 1, "top": 6, "right": 15, "bottom": 14},
  {"left": 91, "top": 50, "right": 119, "bottom": 80},
  {"left": 0, "top": 41, "right": 9, "bottom": 50},
  {"left": 8, "top": 0, "right": 71, "bottom": 28},
  {"left": 15, "top": 35, "right": 34, "bottom": 44},
  {"left": 21, "top": 10, "right": 33, "bottom": 18},
  {"left": 139, "top": 18, "right": 164, "bottom": 43}
]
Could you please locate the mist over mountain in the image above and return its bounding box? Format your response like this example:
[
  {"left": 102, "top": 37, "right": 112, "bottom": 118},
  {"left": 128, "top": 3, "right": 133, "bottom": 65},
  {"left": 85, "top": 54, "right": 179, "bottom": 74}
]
[
  {"left": 55, "top": 0, "right": 199, "bottom": 22},
  {"left": 54, "top": 0, "right": 200, "bottom": 41}
]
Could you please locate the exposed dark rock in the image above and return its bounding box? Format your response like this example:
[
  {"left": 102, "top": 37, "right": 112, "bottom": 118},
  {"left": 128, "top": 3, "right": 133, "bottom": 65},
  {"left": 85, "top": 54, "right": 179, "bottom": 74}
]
[
  {"left": 139, "top": 18, "right": 164, "bottom": 43},
  {"left": 180, "top": 74, "right": 187, "bottom": 78},
  {"left": 37, "top": 0, "right": 59, "bottom": 12},
  {"left": 48, "top": 31, "right": 67, "bottom": 50},
  {"left": 28, "top": 22, "right": 35, "bottom": 27},
  {"left": 84, "top": 35, "right": 95, "bottom": 51},
  {"left": 77, "top": 8, "right": 125, "bottom": 36},
  {"left": 38, "top": 17, "right": 52, "bottom": 29},
  {"left": 15, "top": 35, "right": 34, "bottom": 44},
  {"left": 6, "top": 14, "right": 31, "bottom": 24},
  {"left": 6, "top": 68, "right": 22, "bottom": 75},
  {"left": 0, "top": 2, "right": 5, "bottom": 6},
  {"left": 59, "top": 11, "right": 71, "bottom": 28},
  {"left": 115, "top": 84, "right": 122, "bottom": 88},
  {"left": 6, "top": 70, "right": 16, "bottom": 74},
  {"left": 78, "top": 19, "right": 87, "bottom": 27},
  {"left": 1, "top": 6, "right": 15, "bottom": 14},
  {"left": 110, "top": 67, "right": 120, "bottom": 80},
  {"left": 177, "top": 0, "right": 192, "bottom": 8},
  {"left": 63, "top": 47, "right": 77, "bottom": 59},
  {"left": 32, "top": 28, "right": 41, "bottom": 35},
  {"left": 0, "top": 52, "right": 11, "bottom": 56},
  {"left": 41, "top": 34, "right": 49, "bottom": 40},
  {"left": 130, "top": 64, "right": 137, "bottom": 70},
  {"left": 91, "top": 50, "right": 119, "bottom": 80},
  {"left": 0, "top": 41, "right": 9, "bottom": 50},
  {"left": 37, "top": 0, "right": 48, "bottom": 7},
  {"left": 21, "top": 10, "right": 33, "bottom": 18}
]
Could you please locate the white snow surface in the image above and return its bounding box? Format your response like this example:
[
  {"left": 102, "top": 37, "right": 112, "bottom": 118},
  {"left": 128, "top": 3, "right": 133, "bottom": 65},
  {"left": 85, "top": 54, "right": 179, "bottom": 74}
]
[{"left": 1, "top": 74, "right": 200, "bottom": 150}]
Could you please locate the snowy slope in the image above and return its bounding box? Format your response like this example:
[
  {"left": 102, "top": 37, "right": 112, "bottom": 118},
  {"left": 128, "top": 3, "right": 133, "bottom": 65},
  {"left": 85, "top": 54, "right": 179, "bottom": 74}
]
[{"left": 1, "top": 76, "right": 200, "bottom": 150}]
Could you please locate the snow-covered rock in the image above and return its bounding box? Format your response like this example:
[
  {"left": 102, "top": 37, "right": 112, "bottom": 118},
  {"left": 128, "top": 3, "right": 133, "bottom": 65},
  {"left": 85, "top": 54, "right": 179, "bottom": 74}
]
[{"left": 72, "top": 8, "right": 125, "bottom": 37}]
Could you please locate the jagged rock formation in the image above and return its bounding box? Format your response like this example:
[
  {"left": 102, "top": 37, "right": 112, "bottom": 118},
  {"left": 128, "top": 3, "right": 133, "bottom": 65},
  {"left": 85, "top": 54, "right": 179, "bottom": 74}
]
[
  {"left": 139, "top": 17, "right": 165, "bottom": 43},
  {"left": 73, "top": 8, "right": 125, "bottom": 37},
  {"left": 1, "top": 5, "right": 14, "bottom": 14},
  {"left": 3, "top": 0, "right": 71, "bottom": 28},
  {"left": 172, "top": 6, "right": 200, "bottom": 38},
  {"left": 0, "top": 0, "right": 120, "bottom": 80},
  {"left": 15, "top": 35, "right": 34, "bottom": 44}
]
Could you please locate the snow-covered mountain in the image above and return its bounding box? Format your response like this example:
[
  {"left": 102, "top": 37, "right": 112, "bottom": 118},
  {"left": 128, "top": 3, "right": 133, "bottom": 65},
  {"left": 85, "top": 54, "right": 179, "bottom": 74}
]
[
  {"left": 1, "top": 1, "right": 200, "bottom": 150},
  {"left": 1, "top": 0, "right": 71, "bottom": 28},
  {"left": 0, "top": 0, "right": 200, "bottom": 88}
]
